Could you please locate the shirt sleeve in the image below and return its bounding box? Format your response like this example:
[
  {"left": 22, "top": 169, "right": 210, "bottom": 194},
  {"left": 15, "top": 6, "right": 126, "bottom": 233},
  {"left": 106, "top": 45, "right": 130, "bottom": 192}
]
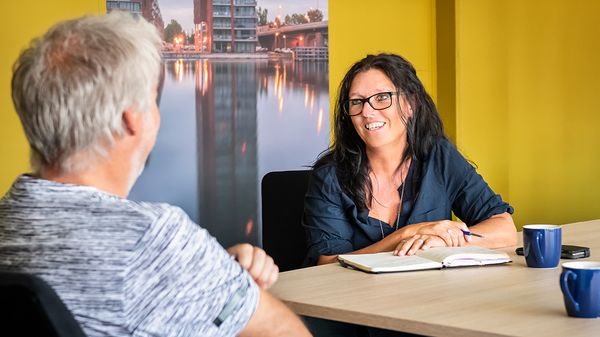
[
  {"left": 303, "top": 166, "right": 355, "bottom": 265},
  {"left": 124, "top": 205, "right": 259, "bottom": 337},
  {"left": 442, "top": 141, "right": 514, "bottom": 226}
]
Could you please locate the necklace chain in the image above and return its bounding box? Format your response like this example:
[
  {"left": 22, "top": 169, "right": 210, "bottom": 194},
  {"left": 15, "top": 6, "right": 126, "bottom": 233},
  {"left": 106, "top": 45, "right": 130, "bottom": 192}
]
[{"left": 378, "top": 166, "right": 407, "bottom": 241}]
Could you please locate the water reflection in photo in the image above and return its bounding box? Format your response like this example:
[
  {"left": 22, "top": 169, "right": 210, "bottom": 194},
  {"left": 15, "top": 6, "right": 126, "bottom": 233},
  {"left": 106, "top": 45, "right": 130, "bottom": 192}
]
[{"left": 129, "top": 58, "right": 329, "bottom": 247}]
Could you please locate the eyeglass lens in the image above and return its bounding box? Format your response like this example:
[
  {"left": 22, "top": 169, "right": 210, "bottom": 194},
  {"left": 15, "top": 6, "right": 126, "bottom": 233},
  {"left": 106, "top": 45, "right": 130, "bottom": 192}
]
[{"left": 346, "top": 92, "right": 393, "bottom": 116}]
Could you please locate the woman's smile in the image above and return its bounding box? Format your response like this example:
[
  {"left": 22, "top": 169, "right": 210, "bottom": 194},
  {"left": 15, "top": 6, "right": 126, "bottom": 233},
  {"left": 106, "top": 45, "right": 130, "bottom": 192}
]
[{"left": 365, "top": 121, "right": 386, "bottom": 131}]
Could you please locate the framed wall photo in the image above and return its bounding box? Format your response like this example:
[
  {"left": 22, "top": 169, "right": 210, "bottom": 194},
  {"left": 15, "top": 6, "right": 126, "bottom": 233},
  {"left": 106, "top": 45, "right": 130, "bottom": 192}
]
[{"left": 109, "top": 0, "right": 329, "bottom": 247}]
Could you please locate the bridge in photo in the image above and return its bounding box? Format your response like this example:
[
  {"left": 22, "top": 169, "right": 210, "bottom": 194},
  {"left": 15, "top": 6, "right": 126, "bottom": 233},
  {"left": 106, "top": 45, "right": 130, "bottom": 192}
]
[{"left": 257, "top": 21, "right": 328, "bottom": 51}]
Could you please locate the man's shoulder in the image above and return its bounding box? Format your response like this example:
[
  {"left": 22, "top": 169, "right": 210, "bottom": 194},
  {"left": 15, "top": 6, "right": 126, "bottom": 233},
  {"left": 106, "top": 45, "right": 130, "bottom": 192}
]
[
  {"left": 1, "top": 175, "right": 195, "bottom": 234},
  {"left": 118, "top": 201, "right": 203, "bottom": 240},
  {"left": 124, "top": 199, "right": 186, "bottom": 219}
]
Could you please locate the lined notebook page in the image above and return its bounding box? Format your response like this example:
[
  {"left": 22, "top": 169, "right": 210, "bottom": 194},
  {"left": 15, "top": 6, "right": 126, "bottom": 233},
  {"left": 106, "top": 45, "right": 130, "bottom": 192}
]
[
  {"left": 338, "top": 252, "right": 442, "bottom": 273},
  {"left": 417, "top": 247, "right": 511, "bottom": 266}
]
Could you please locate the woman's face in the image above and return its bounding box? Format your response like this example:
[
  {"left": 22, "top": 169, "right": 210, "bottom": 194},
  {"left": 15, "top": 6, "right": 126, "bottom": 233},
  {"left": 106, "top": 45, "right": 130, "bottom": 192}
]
[{"left": 347, "top": 68, "right": 412, "bottom": 152}]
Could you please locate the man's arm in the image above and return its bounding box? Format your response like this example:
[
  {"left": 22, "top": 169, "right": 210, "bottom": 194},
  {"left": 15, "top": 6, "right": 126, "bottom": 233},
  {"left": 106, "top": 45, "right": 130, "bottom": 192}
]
[
  {"left": 126, "top": 207, "right": 307, "bottom": 337},
  {"left": 227, "top": 244, "right": 278, "bottom": 289},
  {"left": 228, "top": 244, "right": 311, "bottom": 336},
  {"left": 239, "top": 288, "right": 311, "bottom": 337}
]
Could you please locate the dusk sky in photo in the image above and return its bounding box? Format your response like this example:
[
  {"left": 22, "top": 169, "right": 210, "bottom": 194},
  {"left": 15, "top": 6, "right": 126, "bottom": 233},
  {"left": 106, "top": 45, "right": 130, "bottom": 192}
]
[{"left": 160, "top": 0, "right": 328, "bottom": 32}]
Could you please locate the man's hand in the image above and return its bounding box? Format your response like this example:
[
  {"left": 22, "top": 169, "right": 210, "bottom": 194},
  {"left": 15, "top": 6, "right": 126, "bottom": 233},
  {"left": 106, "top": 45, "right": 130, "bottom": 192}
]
[{"left": 227, "top": 244, "right": 279, "bottom": 289}]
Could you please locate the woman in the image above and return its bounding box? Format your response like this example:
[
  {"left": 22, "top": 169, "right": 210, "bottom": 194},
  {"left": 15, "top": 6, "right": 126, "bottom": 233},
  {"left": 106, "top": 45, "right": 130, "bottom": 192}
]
[{"left": 304, "top": 53, "right": 517, "bottom": 266}]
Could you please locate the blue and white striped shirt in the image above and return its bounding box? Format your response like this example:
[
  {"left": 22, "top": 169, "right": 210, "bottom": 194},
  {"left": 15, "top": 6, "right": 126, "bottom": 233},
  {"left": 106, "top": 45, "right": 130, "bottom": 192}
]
[{"left": 0, "top": 175, "right": 258, "bottom": 337}]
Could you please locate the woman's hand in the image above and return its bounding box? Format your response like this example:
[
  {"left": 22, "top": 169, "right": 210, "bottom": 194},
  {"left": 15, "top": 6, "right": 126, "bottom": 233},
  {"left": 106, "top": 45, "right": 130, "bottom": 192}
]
[
  {"left": 410, "top": 220, "right": 471, "bottom": 247},
  {"left": 393, "top": 220, "right": 471, "bottom": 255},
  {"left": 227, "top": 243, "right": 279, "bottom": 289},
  {"left": 392, "top": 234, "right": 448, "bottom": 255}
]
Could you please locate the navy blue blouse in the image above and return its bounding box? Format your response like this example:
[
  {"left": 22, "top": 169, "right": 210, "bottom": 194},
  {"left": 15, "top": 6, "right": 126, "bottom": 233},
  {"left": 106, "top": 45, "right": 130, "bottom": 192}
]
[{"left": 302, "top": 138, "right": 514, "bottom": 265}]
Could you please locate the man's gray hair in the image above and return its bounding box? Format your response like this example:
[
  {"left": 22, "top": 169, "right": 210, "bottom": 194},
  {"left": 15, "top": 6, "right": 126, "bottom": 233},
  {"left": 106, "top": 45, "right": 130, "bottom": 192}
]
[{"left": 11, "top": 11, "right": 162, "bottom": 174}]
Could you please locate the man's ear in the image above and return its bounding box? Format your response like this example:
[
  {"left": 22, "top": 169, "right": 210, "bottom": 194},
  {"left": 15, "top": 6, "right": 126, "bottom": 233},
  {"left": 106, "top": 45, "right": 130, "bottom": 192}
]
[{"left": 122, "top": 108, "right": 142, "bottom": 136}]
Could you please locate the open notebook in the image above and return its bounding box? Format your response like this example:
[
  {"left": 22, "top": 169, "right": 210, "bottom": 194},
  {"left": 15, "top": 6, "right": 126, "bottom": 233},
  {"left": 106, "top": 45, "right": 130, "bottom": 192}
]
[{"left": 337, "top": 246, "right": 511, "bottom": 273}]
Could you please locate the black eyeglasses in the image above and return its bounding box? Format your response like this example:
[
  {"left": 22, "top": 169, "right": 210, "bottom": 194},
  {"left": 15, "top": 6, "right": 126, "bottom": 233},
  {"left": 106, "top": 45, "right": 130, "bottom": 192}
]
[{"left": 343, "top": 92, "right": 397, "bottom": 116}]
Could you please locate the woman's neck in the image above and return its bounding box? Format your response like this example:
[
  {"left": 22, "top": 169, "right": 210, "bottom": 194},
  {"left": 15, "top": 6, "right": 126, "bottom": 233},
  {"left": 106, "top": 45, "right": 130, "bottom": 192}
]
[{"left": 367, "top": 142, "right": 408, "bottom": 180}]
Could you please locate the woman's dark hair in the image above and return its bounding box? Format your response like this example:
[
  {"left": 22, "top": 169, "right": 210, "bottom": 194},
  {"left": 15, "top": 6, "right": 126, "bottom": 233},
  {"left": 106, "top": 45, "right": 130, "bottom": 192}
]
[{"left": 314, "top": 53, "right": 445, "bottom": 210}]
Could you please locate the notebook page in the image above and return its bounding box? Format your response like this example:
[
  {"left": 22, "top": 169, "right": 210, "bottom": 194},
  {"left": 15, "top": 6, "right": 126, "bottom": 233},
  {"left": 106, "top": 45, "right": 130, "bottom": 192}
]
[
  {"left": 417, "top": 246, "right": 511, "bottom": 267},
  {"left": 338, "top": 252, "right": 442, "bottom": 273}
]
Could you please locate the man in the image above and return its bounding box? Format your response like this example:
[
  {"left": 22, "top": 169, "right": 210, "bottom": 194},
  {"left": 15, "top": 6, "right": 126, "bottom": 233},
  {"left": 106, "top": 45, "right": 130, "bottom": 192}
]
[{"left": 0, "top": 11, "right": 310, "bottom": 337}]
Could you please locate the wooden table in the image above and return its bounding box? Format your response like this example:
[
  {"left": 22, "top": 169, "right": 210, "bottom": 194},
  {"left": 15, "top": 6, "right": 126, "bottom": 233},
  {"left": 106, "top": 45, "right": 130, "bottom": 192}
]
[{"left": 270, "top": 219, "right": 600, "bottom": 337}]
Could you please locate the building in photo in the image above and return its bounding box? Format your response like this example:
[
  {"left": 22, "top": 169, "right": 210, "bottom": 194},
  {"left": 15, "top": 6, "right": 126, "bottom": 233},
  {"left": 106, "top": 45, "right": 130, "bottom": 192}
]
[
  {"left": 107, "top": 0, "right": 164, "bottom": 36},
  {"left": 194, "top": 0, "right": 257, "bottom": 53}
]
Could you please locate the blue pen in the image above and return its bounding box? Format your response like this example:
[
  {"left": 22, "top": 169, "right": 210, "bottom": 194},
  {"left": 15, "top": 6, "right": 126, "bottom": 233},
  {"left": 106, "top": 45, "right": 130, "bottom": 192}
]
[{"left": 461, "top": 229, "right": 485, "bottom": 238}]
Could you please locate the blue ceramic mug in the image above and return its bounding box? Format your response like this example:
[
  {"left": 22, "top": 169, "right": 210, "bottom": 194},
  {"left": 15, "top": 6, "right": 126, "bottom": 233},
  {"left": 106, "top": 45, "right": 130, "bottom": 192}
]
[
  {"left": 523, "top": 224, "right": 562, "bottom": 268},
  {"left": 560, "top": 261, "right": 600, "bottom": 318}
]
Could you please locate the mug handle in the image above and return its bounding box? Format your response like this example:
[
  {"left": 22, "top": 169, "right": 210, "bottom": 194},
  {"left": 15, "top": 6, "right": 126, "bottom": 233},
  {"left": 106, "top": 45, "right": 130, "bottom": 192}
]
[
  {"left": 533, "top": 232, "right": 544, "bottom": 264},
  {"left": 560, "top": 270, "right": 580, "bottom": 312}
]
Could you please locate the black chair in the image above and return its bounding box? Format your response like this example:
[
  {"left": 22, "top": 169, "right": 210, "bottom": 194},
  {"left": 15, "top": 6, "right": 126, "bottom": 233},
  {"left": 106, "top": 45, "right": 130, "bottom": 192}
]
[
  {"left": 0, "top": 272, "right": 87, "bottom": 337},
  {"left": 261, "top": 170, "right": 311, "bottom": 272}
]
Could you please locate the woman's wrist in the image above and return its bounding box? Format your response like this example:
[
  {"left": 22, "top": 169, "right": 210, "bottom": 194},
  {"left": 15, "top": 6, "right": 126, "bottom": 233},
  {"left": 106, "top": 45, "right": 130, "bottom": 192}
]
[
  {"left": 393, "top": 225, "right": 416, "bottom": 243},
  {"left": 399, "top": 222, "right": 425, "bottom": 238}
]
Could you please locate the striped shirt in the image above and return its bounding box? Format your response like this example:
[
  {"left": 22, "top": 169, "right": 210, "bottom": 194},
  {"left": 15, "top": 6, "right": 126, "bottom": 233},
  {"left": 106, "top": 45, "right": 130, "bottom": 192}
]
[{"left": 0, "top": 175, "right": 259, "bottom": 337}]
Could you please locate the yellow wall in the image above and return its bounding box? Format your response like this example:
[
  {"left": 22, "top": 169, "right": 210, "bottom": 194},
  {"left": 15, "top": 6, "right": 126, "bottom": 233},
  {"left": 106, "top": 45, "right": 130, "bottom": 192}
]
[
  {"left": 0, "top": 0, "right": 103, "bottom": 194},
  {"left": 330, "top": 0, "right": 600, "bottom": 227},
  {"left": 329, "top": 0, "right": 437, "bottom": 106},
  {"left": 455, "top": 0, "right": 510, "bottom": 205},
  {"left": 456, "top": 0, "right": 600, "bottom": 227}
]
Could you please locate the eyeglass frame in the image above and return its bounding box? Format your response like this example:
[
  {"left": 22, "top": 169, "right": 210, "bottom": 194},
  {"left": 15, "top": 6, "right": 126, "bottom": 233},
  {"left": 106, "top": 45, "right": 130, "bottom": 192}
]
[{"left": 342, "top": 91, "right": 400, "bottom": 116}]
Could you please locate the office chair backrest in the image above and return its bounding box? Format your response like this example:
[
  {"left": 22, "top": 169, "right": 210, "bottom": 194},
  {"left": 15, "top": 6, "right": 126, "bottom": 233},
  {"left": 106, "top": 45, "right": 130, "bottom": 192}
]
[
  {"left": 261, "top": 170, "right": 311, "bottom": 272},
  {"left": 0, "top": 271, "right": 87, "bottom": 337}
]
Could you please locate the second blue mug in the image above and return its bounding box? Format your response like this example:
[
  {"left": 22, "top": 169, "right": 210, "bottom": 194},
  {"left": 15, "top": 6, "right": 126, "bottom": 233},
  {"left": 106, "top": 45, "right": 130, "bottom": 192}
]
[
  {"left": 560, "top": 261, "right": 600, "bottom": 318},
  {"left": 523, "top": 224, "right": 562, "bottom": 268}
]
